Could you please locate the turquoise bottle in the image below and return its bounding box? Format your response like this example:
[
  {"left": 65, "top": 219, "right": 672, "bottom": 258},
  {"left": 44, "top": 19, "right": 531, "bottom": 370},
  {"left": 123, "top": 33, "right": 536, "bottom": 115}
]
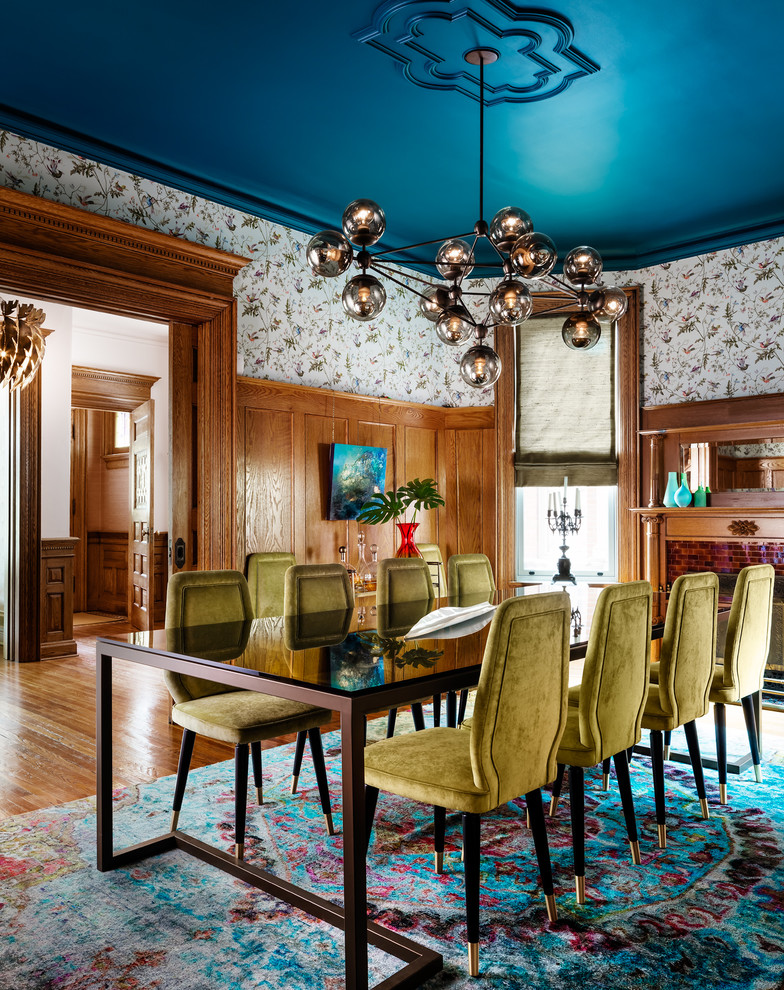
[
  {"left": 693, "top": 485, "right": 707, "bottom": 507},
  {"left": 663, "top": 472, "right": 679, "bottom": 508},
  {"left": 674, "top": 472, "right": 692, "bottom": 507}
]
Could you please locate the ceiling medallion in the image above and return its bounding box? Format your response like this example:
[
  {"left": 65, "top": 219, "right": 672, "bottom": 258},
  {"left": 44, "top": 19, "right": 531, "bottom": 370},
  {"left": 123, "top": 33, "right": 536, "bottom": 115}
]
[{"left": 307, "top": 48, "right": 625, "bottom": 389}]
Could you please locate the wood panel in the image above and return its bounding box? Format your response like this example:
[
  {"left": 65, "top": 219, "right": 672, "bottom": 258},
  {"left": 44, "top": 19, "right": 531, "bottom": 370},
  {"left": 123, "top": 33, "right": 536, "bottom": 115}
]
[
  {"left": 170, "top": 323, "right": 197, "bottom": 571},
  {"left": 40, "top": 538, "right": 78, "bottom": 659},
  {"left": 86, "top": 532, "right": 128, "bottom": 614},
  {"left": 70, "top": 409, "right": 88, "bottom": 612},
  {"left": 153, "top": 532, "right": 169, "bottom": 625},
  {"left": 236, "top": 378, "right": 495, "bottom": 581}
]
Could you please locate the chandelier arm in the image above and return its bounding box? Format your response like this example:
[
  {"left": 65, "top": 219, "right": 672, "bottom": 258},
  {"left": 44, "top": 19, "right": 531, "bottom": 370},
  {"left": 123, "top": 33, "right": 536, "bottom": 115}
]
[
  {"left": 370, "top": 261, "right": 441, "bottom": 289},
  {"left": 545, "top": 274, "right": 581, "bottom": 295},
  {"left": 367, "top": 263, "right": 446, "bottom": 307},
  {"left": 456, "top": 233, "right": 481, "bottom": 290},
  {"left": 370, "top": 233, "right": 475, "bottom": 259}
]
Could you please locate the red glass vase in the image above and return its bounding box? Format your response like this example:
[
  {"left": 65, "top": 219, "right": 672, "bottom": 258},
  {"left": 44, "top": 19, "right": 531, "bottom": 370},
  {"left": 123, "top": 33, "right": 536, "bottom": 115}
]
[{"left": 395, "top": 521, "right": 421, "bottom": 558}]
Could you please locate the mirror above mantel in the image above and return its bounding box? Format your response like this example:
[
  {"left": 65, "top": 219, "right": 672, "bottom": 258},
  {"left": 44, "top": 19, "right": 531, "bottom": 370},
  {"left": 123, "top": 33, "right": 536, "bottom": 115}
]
[{"left": 682, "top": 437, "right": 784, "bottom": 499}]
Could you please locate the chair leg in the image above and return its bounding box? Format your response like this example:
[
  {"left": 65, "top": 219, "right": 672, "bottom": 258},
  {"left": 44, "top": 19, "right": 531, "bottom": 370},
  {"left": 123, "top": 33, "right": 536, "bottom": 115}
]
[
  {"left": 250, "top": 740, "right": 263, "bottom": 805},
  {"left": 525, "top": 787, "right": 557, "bottom": 923},
  {"left": 650, "top": 729, "right": 667, "bottom": 849},
  {"left": 170, "top": 728, "right": 196, "bottom": 831},
  {"left": 307, "top": 727, "right": 335, "bottom": 836},
  {"left": 234, "top": 743, "right": 249, "bottom": 860},
  {"left": 613, "top": 749, "right": 641, "bottom": 865},
  {"left": 549, "top": 763, "right": 566, "bottom": 816},
  {"left": 446, "top": 690, "right": 457, "bottom": 727},
  {"left": 741, "top": 693, "right": 763, "bottom": 783},
  {"left": 291, "top": 729, "right": 307, "bottom": 794},
  {"left": 411, "top": 702, "right": 426, "bottom": 731},
  {"left": 462, "top": 812, "right": 481, "bottom": 977},
  {"left": 601, "top": 757, "right": 611, "bottom": 791},
  {"left": 432, "top": 694, "right": 441, "bottom": 727},
  {"left": 664, "top": 729, "right": 672, "bottom": 761},
  {"left": 457, "top": 688, "right": 469, "bottom": 725},
  {"left": 714, "top": 702, "right": 728, "bottom": 803},
  {"left": 626, "top": 745, "right": 635, "bottom": 765},
  {"left": 683, "top": 720, "right": 710, "bottom": 820},
  {"left": 433, "top": 805, "right": 446, "bottom": 873},
  {"left": 386, "top": 708, "right": 397, "bottom": 738},
  {"left": 568, "top": 766, "right": 586, "bottom": 903},
  {"left": 365, "top": 785, "right": 379, "bottom": 854}
]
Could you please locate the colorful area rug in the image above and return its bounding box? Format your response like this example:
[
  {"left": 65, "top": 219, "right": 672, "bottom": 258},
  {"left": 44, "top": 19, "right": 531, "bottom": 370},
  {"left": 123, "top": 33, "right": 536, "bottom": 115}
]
[{"left": 2, "top": 722, "right": 784, "bottom": 990}]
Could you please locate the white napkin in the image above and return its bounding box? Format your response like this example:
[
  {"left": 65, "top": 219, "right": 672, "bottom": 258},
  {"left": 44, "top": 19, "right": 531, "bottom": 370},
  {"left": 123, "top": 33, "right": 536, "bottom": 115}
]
[{"left": 404, "top": 602, "right": 496, "bottom": 640}]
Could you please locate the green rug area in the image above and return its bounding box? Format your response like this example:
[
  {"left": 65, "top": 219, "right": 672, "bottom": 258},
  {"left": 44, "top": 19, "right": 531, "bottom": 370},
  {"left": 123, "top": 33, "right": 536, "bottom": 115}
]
[{"left": 2, "top": 719, "right": 784, "bottom": 989}]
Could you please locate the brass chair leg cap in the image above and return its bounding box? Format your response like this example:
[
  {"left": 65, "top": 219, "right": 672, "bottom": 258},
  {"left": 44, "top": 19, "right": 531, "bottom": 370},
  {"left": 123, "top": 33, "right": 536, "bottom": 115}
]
[
  {"left": 630, "top": 840, "right": 641, "bottom": 865},
  {"left": 719, "top": 783, "right": 728, "bottom": 804},
  {"left": 324, "top": 812, "right": 335, "bottom": 836},
  {"left": 575, "top": 875, "right": 586, "bottom": 905},
  {"left": 663, "top": 745, "right": 670, "bottom": 760},
  {"left": 434, "top": 851, "right": 444, "bottom": 874},
  {"left": 290, "top": 774, "right": 299, "bottom": 795},
  {"left": 545, "top": 893, "right": 558, "bottom": 923},
  {"left": 754, "top": 764, "right": 763, "bottom": 784},
  {"left": 170, "top": 809, "right": 180, "bottom": 832},
  {"left": 601, "top": 773, "right": 610, "bottom": 791},
  {"left": 699, "top": 797, "right": 710, "bottom": 820},
  {"left": 526, "top": 810, "right": 530, "bottom": 828},
  {"left": 468, "top": 942, "right": 479, "bottom": 977},
  {"left": 255, "top": 786, "right": 263, "bottom": 806},
  {"left": 549, "top": 796, "right": 560, "bottom": 817},
  {"left": 657, "top": 823, "right": 667, "bottom": 849},
  {"left": 235, "top": 843, "right": 244, "bottom": 861}
]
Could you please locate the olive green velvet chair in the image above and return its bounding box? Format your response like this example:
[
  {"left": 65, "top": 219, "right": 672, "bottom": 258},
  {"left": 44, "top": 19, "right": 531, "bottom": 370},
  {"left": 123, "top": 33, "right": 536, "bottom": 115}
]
[
  {"left": 245, "top": 551, "right": 296, "bottom": 618},
  {"left": 710, "top": 563, "right": 774, "bottom": 802},
  {"left": 549, "top": 581, "right": 652, "bottom": 903},
  {"left": 376, "top": 557, "right": 436, "bottom": 735},
  {"left": 642, "top": 571, "right": 719, "bottom": 848},
  {"left": 365, "top": 591, "right": 572, "bottom": 977},
  {"left": 447, "top": 553, "right": 496, "bottom": 604},
  {"left": 417, "top": 543, "right": 447, "bottom": 597},
  {"left": 164, "top": 569, "right": 335, "bottom": 859}
]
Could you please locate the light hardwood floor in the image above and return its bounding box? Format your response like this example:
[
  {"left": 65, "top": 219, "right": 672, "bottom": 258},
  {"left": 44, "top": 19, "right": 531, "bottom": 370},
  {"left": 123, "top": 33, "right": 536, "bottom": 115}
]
[{"left": 1, "top": 619, "right": 782, "bottom": 820}]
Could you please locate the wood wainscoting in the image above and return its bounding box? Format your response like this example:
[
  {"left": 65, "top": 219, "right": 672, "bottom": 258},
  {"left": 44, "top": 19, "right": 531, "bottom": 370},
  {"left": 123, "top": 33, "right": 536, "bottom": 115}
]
[
  {"left": 86, "top": 531, "right": 169, "bottom": 624},
  {"left": 40, "top": 538, "right": 79, "bottom": 659},
  {"left": 236, "top": 378, "right": 497, "bottom": 579}
]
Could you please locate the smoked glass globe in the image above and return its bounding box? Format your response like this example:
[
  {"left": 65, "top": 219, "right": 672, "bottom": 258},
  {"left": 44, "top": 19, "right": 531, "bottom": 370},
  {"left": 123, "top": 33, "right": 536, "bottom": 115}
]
[
  {"left": 435, "top": 239, "right": 474, "bottom": 280},
  {"left": 435, "top": 305, "right": 473, "bottom": 345},
  {"left": 306, "top": 230, "right": 353, "bottom": 277},
  {"left": 562, "top": 311, "right": 601, "bottom": 350},
  {"left": 509, "top": 231, "right": 557, "bottom": 279},
  {"left": 488, "top": 278, "right": 532, "bottom": 326},
  {"left": 342, "top": 274, "right": 386, "bottom": 322},
  {"left": 460, "top": 342, "right": 502, "bottom": 388},
  {"left": 488, "top": 206, "right": 533, "bottom": 253},
  {"left": 595, "top": 285, "right": 629, "bottom": 321},
  {"left": 341, "top": 199, "right": 386, "bottom": 246},
  {"left": 563, "top": 245, "right": 603, "bottom": 286},
  {"left": 419, "top": 284, "right": 451, "bottom": 322}
]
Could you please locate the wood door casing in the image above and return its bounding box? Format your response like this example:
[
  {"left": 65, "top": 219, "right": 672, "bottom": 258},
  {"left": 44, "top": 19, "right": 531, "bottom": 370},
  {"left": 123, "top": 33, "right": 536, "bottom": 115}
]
[{"left": 129, "top": 401, "right": 154, "bottom": 631}]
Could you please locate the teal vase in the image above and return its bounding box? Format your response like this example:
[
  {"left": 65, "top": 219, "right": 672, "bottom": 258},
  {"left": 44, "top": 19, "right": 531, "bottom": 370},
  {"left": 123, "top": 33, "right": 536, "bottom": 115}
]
[
  {"left": 674, "top": 472, "right": 692, "bottom": 507},
  {"left": 663, "top": 472, "right": 679, "bottom": 508},
  {"left": 693, "top": 485, "right": 707, "bottom": 507}
]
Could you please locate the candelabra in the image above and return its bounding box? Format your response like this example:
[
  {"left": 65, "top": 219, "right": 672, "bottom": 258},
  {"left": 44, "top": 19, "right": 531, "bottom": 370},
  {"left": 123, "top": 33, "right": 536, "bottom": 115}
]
[{"left": 547, "top": 493, "right": 582, "bottom": 585}]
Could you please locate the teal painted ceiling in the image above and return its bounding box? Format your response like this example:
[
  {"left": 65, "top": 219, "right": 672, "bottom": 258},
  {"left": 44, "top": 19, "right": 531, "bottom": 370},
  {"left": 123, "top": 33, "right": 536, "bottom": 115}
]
[{"left": 1, "top": 0, "right": 782, "bottom": 270}]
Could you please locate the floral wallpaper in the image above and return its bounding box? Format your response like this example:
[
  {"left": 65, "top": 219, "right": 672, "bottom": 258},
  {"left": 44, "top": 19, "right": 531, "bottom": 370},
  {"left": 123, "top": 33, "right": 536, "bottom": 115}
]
[
  {"left": 620, "top": 239, "right": 784, "bottom": 406},
  {"left": 1, "top": 128, "right": 783, "bottom": 411},
  {"left": 0, "top": 130, "right": 491, "bottom": 408},
  {"left": 718, "top": 442, "right": 784, "bottom": 459}
]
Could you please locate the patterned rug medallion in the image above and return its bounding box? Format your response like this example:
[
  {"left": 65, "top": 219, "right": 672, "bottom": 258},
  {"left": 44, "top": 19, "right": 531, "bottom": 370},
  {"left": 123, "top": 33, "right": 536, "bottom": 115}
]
[{"left": 2, "top": 723, "right": 784, "bottom": 989}]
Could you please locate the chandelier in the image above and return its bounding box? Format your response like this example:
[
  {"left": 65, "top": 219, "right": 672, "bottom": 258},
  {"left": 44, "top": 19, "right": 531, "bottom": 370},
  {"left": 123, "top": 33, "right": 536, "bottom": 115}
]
[
  {"left": 0, "top": 298, "right": 47, "bottom": 390},
  {"left": 306, "top": 48, "right": 628, "bottom": 389}
]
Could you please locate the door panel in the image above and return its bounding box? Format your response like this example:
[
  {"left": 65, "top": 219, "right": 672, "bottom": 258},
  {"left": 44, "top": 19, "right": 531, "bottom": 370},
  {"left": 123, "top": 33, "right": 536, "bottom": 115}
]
[{"left": 129, "top": 400, "right": 154, "bottom": 631}]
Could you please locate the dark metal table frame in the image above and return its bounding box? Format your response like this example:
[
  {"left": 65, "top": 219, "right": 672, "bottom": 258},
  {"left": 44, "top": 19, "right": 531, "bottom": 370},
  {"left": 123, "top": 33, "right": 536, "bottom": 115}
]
[{"left": 96, "top": 635, "right": 491, "bottom": 990}]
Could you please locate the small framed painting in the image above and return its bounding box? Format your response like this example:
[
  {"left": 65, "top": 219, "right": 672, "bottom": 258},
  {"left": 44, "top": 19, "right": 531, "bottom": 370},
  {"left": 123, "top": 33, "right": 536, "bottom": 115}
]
[{"left": 328, "top": 443, "right": 387, "bottom": 520}]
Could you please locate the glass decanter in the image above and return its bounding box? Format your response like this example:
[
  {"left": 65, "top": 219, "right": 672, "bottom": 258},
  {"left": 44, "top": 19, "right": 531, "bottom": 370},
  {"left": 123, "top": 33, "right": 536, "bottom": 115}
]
[
  {"left": 361, "top": 542, "right": 378, "bottom": 593},
  {"left": 338, "top": 545, "right": 358, "bottom": 589}
]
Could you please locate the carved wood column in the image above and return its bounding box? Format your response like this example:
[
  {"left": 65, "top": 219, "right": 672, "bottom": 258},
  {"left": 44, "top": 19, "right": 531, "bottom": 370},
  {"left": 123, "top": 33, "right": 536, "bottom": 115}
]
[
  {"left": 640, "top": 513, "right": 665, "bottom": 591},
  {"left": 648, "top": 432, "right": 665, "bottom": 507}
]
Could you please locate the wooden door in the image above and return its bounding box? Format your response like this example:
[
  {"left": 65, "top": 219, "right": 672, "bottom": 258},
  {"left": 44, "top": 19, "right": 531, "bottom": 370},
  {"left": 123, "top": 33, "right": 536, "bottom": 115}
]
[{"left": 129, "top": 400, "right": 154, "bottom": 631}]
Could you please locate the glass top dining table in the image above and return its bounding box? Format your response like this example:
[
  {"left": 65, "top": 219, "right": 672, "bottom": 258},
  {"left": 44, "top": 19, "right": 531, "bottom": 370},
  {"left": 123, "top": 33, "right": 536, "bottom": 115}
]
[{"left": 94, "top": 584, "right": 669, "bottom": 990}]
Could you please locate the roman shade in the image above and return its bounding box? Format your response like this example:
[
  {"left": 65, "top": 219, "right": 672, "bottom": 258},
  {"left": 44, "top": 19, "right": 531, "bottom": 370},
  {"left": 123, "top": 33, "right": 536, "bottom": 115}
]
[{"left": 514, "top": 317, "right": 617, "bottom": 487}]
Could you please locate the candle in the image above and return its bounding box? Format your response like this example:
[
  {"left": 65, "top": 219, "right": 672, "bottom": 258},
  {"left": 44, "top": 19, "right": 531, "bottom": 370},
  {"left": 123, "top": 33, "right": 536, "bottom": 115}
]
[
  {"left": 549, "top": 493, "right": 555, "bottom": 512},
  {"left": 575, "top": 488, "right": 581, "bottom": 511},
  {"left": 563, "top": 476, "right": 568, "bottom": 501}
]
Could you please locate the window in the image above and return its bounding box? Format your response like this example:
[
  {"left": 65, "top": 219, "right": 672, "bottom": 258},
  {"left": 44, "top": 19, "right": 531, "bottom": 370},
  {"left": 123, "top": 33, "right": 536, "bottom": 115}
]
[
  {"left": 516, "top": 486, "right": 617, "bottom": 582},
  {"left": 102, "top": 411, "right": 130, "bottom": 469}
]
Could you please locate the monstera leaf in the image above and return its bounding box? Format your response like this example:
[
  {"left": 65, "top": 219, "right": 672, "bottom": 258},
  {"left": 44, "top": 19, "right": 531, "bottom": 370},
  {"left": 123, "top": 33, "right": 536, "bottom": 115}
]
[{"left": 357, "top": 477, "right": 444, "bottom": 524}]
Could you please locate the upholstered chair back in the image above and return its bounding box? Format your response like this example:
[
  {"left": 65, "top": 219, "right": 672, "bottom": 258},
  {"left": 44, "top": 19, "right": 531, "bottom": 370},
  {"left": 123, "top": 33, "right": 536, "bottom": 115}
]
[
  {"left": 657, "top": 571, "right": 719, "bottom": 725},
  {"left": 575, "top": 581, "right": 652, "bottom": 761},
  {"left": 417, "top": 543, "right": 447, "bottom": 596},
  {"left": 447, "top": 554, "right": 496, "bottom": 602},
  {"left": 720, "top": 563, "right": 775, "bottom": 698},
  {"left": 376, "top": 557, "right": 435, "bottom": 606},
  {"left": 246, "top": 552, "right": 296, "bottom": 618},
  {"left": 283, "top": 563, "right": 354, "bottom": 615},
  {"left": 469, "top": 591, "right": 570, "bottom": 808},
  {"left": 164, "top": 569, "right": 254, "bottom": 703}
]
